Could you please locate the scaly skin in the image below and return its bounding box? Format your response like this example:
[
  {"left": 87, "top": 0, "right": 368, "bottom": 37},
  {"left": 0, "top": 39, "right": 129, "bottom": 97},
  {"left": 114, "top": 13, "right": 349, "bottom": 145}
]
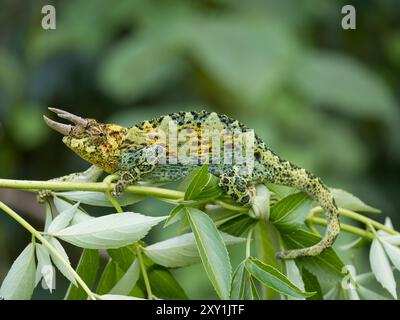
[{"left": 43, "top": 109, "right": 340, "bottom": 259}]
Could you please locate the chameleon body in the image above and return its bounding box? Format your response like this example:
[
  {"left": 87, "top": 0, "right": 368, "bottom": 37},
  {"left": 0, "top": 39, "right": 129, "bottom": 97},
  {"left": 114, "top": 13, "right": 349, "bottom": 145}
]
[{"left": 43, "top": 108, "right": 340, "bottom": 259}]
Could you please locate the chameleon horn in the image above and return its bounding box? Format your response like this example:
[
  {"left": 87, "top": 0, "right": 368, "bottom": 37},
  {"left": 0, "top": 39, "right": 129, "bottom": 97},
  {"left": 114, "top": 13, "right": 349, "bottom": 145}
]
[
  {"left": 48, "top": 107, "right": 88, "bottom": 127},
  {"left": 43, "top": 115, "right": 73, "bottom": 135}
]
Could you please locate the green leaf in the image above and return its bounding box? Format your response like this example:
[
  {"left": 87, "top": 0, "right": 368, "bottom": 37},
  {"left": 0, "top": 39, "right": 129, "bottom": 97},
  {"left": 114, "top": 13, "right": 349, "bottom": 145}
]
[
  {"left": 144, "top": 232, "right": 244, "bottom": 268},
  {"left": 219, "top": 215, "right": 257, "bottom": 237},
  {"left": 185, "top": 164, "right": 209, "bottom": 200},
  {"left": 369, "top": 238, "right": 397, "bottom": 299},
  {"left": 48, "top": 237, "right": 77, "bottom": 286},
  {"left": 284, "top": 260, "right": 305, "bottom": 300},
  {"left": 244, "top": 257, "right": 315, "bottom": 299},
  {"left": 184, "top": 164, "right": 222, "bottom": 202},
  {"left": 145, "top": 263, "right": 188, "bottom": 299},
  {"left": 54, "top": 213, "right": 166, "bottom": 249},
  {"left": 107, "top": 246, "right": 136, "bottom": 271},
  {"left": 35, "top": 244, "right": 53, "bottom": 291},
  {"left": 56, "top": 191, "right": 144, "bottom": 207},
  {"left": 0, "top": 243, "right": 36, "bottom": 300},
  {"left": 280, "top": 229, "right": 345, "bottom": 283},
  {"left": 164, "top": 204, "right": 185, "bottom": 228},
  {"left": 96, "top": 259, "right": 125, "bottom": 295},
  {"left": 109, "top": 260, "right": 140, "bottom": 296},
  {"left": 270, "top": 192, "right": 312, "bottom": 232},
  {"left": 230, "top": 261, "right": 247, "bottom": 300},
  {"left": 331, "top": 189, "right": 381, "bottom": 213},
  {"left": 48, "top": 202, "right": 80, "bottom": 233},
  {"left": 301, "top": 268, "right": 323, "bottom": 300},
  {"left": 249, "top": 276, "right": 260, "bottom": 300},
  {"left": 185, "top": 207, "right": 232, "bottom": 299},
  {"left": 108, "top": 246, "right": 188, "bottom": 299},
  {"left": 65, "top": 249, "right": 100, "bottom": 300}
]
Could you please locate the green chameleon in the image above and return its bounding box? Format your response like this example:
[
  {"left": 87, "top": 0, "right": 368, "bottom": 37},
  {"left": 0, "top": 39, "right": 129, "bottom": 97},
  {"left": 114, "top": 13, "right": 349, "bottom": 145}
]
[{"left": 43, "top": 107, "right": 340, "bottom": 259}]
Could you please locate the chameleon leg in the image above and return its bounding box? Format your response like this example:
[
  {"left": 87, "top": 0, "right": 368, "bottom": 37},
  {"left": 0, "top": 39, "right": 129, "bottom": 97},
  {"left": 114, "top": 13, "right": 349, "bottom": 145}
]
[
  {"left": 218, "top": 166, "right": 256, "bottom": 205},
  {"left": 111, "top": 145, "right": 163, "bottom": 196},
  {"left": 37, "top": 165, "right": 104, "bottom": 202}
]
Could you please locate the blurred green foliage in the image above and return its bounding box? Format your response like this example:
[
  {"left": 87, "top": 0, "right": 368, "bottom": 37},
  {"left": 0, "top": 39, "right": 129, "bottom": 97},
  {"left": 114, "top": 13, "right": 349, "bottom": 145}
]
[{"left": 0, "top": 0, "right": 399, "bottom": 299}]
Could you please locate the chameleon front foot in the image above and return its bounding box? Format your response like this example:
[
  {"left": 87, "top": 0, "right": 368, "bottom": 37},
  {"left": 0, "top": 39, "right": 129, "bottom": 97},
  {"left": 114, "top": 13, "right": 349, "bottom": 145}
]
[
  {"left": 110, "top": 181, "right": 127, "bottom": 197},
  {"left": 110, "top": 170, "right": 139, "bottom": 197}
]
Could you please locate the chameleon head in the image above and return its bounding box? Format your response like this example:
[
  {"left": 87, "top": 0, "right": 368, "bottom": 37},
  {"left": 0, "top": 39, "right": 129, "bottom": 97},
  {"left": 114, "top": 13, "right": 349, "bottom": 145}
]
[{"left": 43, "top": 108, "right": 127, "bottom": 173}]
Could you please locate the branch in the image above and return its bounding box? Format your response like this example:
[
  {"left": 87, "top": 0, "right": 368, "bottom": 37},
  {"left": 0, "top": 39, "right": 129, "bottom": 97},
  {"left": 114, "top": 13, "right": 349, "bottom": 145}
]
[{"left": 0, "top": 178, "right": 184, "bottom": 200}]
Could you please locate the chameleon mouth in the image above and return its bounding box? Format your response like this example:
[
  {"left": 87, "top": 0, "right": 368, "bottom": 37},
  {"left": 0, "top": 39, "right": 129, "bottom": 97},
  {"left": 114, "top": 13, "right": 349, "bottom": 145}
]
[{"left": 43, "top": 107, "right": 88, "bottom": 135}]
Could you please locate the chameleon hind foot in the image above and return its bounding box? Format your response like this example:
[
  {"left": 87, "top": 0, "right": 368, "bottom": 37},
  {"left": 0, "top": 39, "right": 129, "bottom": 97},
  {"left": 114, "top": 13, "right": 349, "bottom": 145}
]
[{"left": 218, "top": 167, "right": 256, "bottom": 205}]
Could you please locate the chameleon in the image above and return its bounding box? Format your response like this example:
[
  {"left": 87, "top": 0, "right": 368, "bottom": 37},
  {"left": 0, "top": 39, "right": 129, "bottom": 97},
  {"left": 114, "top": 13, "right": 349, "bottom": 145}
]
[{"left": 43, "top": 107, "right": 340, "bottom": 259}]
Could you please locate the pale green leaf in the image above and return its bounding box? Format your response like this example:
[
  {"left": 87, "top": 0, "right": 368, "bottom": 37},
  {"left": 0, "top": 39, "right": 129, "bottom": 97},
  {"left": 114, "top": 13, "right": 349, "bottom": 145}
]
[
  {"left": 53, "top": 196, "right": 92, "bottom": 225},
  {"left": 369, "top": 238, "right": 397, "bottom": 299},
  {"left": 331, "top": 188, "right": 380, "bottom": 213},
  {"left": 35, "top": 244, "right": 53, "bottom": 291},
  {"left": 357, "top": 286, "right": 389, "bottom": 300},
  {"left": 380, "top": 239, "right": 400, "bottom": 271},
  {"left": 48, "top": 202, "right": 80, "bottom": 233},
  {"left": 109, "top": 260, "right": 140, "bottom": 295},
  {"left": 0, "top": 243, "right": 36, "bottom": 300},
  {"left": 44, "top": 202, "right": 53, "bottom": 232},
  {"left": 381, "top": 235, "right": 400, "bottom": 246},
  {"left": 56, "top": 191, "right": 144, "bottom": 207},
  {"left": 144, "top": 232, "right": 244, "bottom": 268},
  {"left": 54, "top": 213, "right": 166, "bottom": 249},
  {"left": 48, "top": 237, "right": 77, "bottom": 286}
]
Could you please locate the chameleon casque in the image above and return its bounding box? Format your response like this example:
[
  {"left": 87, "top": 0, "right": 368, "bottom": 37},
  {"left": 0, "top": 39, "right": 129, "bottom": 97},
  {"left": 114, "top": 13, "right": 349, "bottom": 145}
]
[{"left": 43, "top": 107, "right": 340, "bottom": 259}]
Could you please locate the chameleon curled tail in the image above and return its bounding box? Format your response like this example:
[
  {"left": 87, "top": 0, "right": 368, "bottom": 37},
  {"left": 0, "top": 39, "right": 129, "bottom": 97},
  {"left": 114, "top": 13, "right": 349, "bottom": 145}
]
[{"left": 270, "top": 166, "right": 340, "bottom": 259}]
